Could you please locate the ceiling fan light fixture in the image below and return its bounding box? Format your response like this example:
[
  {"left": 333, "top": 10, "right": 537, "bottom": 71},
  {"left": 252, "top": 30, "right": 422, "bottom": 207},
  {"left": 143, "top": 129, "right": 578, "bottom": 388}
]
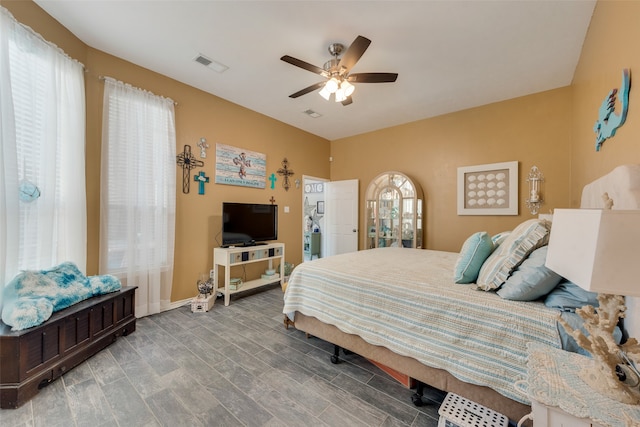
[
  {"left": 319, "top": 86, "right": 331, "bottom": 100},
  {"left": 282, "top": 35, "right": 397, "bottom": 106},
  {"left": 341, "top": 80, "right": 355, "bottom": 97},
  {"left": 325, "top": 77, "right": 339, "bottom": 94}
]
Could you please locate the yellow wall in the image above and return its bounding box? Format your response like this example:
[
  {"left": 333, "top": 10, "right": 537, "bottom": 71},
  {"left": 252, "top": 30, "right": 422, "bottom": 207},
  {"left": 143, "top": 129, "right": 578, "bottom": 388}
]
[
  {"left": 2, "top": 0, "right": 330, "bottom": 303},
  {"left": 331, "top": 0, "right": 640, "bottom": 252},
  {"left": 331, "top": 88, "right": 573, "bottom": 252},
  {"left": 570, "top": 0, "right": 640, "bottom": 204},
  {"left": 4, "top": 0, "right": 640, "bottom": 302}
]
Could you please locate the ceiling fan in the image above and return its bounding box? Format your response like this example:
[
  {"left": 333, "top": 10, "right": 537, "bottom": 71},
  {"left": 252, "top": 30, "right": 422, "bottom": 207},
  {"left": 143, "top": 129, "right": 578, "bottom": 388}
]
[{"left": 281, "top": 35, "right": 398, "bottom": 106}]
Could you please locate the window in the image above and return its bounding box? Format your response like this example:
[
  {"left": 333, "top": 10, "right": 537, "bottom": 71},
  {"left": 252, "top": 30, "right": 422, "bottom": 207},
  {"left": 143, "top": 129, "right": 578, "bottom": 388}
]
[
  {"left": 100, "top": 77, "right": 176, "bottom": 316},
  {"left": 0, "top": 7, "right": 86, "bottom": 288}
]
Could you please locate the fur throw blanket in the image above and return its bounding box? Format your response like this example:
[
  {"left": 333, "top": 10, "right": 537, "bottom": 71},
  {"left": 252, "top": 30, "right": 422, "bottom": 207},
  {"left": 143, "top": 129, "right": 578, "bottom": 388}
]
[{"left": 1, "top": 262, "right": 121, "bottom": 331}]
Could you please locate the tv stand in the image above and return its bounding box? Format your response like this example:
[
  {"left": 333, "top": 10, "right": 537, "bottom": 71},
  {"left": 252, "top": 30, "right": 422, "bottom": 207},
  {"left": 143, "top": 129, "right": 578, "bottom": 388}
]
[
  {"left": 222, "top": 242, "right": 268, "bottom": 248},
  {"left": 213, "top": 242, "right": 285, "bottom": 306}
]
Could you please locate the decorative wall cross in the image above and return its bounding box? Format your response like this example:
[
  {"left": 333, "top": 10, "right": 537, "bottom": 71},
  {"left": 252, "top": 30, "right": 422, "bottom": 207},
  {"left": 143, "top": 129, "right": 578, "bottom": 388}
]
[
  {"left": 232, "top": 152, "right": 251, "bottom": 179},
  {"left": 269, "top": 173, "right": 277, "bottom": 189},
  {"left": 277, "top": 158, "right": 295, "bottom": 191},
  {"left": 269, "top": 196, "right": 276, "bottom": 204},
  {"left": 197, "top": 137, "right": 209, "bottom": 158},
  {"left": 176, "top": 145, "right": 204, "bottom": 194},
  {"left": 194, "top": 171, "right": 210, "bottom": 195}
]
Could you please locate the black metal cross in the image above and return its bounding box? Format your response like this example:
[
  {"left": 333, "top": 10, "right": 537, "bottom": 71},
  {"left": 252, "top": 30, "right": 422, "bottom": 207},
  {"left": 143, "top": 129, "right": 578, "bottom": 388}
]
[
  {"left": 176, "top": 145, "right": 204, "bottom": 194},
  {"left": 277, "top": 158, "right": 295, "bottom": 191}
]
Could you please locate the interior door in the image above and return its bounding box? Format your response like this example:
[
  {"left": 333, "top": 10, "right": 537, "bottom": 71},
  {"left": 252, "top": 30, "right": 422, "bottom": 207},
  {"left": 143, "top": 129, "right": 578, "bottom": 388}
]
[{"left": 325, "top": 179, "right": 359, "bottom": 256}]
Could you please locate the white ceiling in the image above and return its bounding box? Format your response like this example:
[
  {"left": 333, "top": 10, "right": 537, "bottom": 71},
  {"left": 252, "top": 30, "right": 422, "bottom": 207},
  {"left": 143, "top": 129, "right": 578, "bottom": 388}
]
[{"left": 33, "top": 0, "right": 596, "bottom": 141}]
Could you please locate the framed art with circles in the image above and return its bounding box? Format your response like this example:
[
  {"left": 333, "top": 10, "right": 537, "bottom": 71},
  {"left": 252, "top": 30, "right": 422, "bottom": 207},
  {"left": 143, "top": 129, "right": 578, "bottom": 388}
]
[{"left": 457, "top": 161, "right": 518, "bottom": 215}]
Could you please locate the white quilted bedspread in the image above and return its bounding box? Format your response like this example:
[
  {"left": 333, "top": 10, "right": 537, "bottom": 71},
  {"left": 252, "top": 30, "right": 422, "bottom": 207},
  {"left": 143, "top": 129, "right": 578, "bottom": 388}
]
[{"left": 283, "top": 248, "right": 562, "bottom": 404}]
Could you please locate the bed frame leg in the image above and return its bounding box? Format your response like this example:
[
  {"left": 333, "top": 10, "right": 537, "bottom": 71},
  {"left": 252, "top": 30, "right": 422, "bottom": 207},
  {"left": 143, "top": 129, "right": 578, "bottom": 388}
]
[
  {"left": 411, "top": 380, "right": 425, "bottom": 407},
  {"left": 331, "top": 345, "right": 341, "bottom": 364},
  {"left": 330, "top": 345, "right": 354, "bottom": 364}
]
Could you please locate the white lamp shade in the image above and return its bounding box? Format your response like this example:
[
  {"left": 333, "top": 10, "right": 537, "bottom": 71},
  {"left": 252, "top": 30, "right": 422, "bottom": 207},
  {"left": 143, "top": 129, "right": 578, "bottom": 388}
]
[
  {"left": 341, "top": 80, "right": 355, "bottom": 97},
  {"left": 318, "top": 86, "right": 331, "bottom": 100},
  {"left": 325, "top": 78, "right": 339, "bottom": 93},
  {"left": 545, "top": 209, "right": 640, "bottom": 296}
]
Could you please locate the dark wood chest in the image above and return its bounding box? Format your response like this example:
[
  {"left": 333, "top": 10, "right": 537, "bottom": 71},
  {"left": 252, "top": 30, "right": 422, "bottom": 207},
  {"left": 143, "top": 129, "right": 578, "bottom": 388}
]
[{"left": 0, "top": 286, "right": 137, "bottom": 409}]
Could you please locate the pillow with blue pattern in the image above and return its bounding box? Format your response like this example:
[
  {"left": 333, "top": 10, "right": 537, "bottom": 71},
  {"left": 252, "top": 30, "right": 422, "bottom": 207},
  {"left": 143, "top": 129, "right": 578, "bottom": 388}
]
[{"left": 476, "top": 219, "right": 551, "bottom": 291}]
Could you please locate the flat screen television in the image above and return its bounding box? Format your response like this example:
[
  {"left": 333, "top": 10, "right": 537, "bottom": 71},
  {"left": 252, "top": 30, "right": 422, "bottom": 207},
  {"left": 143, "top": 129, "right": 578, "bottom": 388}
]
[{"left": 222, "top": 202, "right": 278, "bottom": 247}]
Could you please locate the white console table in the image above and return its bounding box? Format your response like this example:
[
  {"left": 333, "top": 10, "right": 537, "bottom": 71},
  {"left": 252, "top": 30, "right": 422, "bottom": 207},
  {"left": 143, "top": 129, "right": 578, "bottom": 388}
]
[{"left": 213, "top": 243, "right": 284, "bottom": 306}]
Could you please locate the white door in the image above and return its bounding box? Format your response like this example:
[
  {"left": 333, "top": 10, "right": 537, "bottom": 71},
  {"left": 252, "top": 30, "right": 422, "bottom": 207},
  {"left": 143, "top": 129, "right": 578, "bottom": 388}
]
[{"left": 325, "top": 179, "right": 359, "bottom": 256}]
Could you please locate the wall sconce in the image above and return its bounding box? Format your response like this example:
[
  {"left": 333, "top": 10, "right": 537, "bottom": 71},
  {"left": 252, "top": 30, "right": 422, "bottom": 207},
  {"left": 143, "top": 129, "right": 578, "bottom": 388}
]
[{"left": 526, "top": 166, "right": 544, "bottom": 215}]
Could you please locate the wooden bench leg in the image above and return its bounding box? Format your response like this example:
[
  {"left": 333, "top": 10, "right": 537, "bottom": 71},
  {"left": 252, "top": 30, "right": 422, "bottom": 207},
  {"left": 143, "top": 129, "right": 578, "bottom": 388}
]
[
  {"left": 282, "top": 314, "right": 311, "bottom": 338},
  {"left": 283, "top": 314, "right": 295, "bottom": 329}
]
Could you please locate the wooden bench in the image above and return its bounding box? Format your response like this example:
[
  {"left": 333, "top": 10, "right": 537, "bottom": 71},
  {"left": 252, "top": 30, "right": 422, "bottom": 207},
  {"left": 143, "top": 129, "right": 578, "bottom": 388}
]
[{"left": 0, "top": 286, "right": 137, "bottom": 409}]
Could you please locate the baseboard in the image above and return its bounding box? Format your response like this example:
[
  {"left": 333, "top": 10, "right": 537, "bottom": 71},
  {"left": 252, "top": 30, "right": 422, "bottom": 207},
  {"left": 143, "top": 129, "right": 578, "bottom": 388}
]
[{"left": 167, "top": 297, "right": 192, "bottom": 311}]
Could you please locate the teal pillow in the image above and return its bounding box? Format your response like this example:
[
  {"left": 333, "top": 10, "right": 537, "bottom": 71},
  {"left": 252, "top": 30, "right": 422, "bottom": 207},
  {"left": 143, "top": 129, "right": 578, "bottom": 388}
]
[
  {"left": 544, "top": 280, "right": 599, "bottom": 312},
  {"left": 491, "top": 231, "right": 511, "bottom": 247},
  {"left": 454, "top": 232, "right": 494, "bottom": 284},
  {"left": 497, "top": 246, "right": 562, "bottom": 301}
]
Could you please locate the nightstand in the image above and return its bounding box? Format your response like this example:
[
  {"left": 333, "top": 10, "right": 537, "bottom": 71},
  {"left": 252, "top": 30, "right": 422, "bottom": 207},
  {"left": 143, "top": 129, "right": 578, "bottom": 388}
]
[{"left": 522, "top": 342, "right": 640, "bottom": 427}]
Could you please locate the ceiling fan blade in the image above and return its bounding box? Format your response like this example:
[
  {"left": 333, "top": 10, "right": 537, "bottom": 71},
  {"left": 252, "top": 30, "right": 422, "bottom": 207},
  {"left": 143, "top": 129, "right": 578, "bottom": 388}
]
[
  {"left": 341, "top": 96, "right": 353, "bottom": 106},
  {"left": 281, "top": 55, "right": 329, "bottom": 77},
  {"left": 289, "top": 81, "right": 326, "bottom": 98},
  {"left": 337, "top": 35, "right": 371, "bottom": 73},
  {"left": 347, "top": 72, "right": 398, "bottom": 83}
]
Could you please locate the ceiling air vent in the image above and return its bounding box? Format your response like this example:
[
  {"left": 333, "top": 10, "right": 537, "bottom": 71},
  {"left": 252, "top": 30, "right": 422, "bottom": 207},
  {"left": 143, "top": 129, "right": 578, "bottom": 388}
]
[
  {"left": 195, "top": 55, "right": 212, "bottom": 66},
  {"left": 303, "top": 109, "right": 322, "bottom": 118},
  {"left": 193, "top": 54, "right": 229, "bottom": 73}
]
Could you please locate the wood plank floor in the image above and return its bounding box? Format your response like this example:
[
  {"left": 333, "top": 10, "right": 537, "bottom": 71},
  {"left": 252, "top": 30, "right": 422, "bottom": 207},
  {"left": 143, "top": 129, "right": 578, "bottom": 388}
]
[{"left": 1, "top": 285, "right": 445, "bottom": 426}]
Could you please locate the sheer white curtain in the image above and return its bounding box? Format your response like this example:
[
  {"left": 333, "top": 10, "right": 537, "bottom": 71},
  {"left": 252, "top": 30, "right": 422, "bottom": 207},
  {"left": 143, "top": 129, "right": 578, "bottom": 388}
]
[
  {"left": 0, "top": 7, "right": 86, "bottom": 302},
  {"left": 100, "top": 77, "right": 176, "bottom": 317}
]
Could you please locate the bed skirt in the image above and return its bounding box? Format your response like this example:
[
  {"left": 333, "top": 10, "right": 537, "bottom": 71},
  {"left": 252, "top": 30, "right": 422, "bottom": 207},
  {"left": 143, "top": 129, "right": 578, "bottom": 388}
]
[{"left": 293, "top": 311, "right": 531, "bottom": 424}]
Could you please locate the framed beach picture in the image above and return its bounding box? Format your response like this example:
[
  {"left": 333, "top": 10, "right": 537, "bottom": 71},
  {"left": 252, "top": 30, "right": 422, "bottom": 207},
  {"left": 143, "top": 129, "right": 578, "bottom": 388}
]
[
  {"left": 457, "top": 161, "right": 518, "bottom": 215},
  {"left": 215, "top": 143, "right": 266, "bottom": 188}
]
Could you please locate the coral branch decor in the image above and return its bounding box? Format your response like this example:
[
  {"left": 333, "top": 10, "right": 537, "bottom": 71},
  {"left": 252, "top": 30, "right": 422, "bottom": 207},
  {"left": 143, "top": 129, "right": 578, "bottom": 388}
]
[{"left": 559, "top": 294, "right": 640, "bottom": 404}]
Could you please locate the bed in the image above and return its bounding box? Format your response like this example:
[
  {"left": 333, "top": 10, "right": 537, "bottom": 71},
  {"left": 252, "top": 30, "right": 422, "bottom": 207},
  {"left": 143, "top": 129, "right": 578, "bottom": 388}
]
[{"left": 282, "top": 164, "right": 640, "bottom": 423}]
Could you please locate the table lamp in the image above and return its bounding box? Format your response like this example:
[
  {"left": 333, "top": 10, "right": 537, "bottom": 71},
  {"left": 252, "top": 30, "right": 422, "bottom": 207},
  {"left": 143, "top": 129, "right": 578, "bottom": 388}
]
[{"left": 545, "top": 208, "right": 640, "bottom": 404}]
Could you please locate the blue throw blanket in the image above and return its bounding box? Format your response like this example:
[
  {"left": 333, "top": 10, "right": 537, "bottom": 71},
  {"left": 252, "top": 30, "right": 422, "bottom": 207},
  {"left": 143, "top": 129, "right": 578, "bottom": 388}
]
[{"left": 1, "top": 262, "right": 121, "bottom": 331}]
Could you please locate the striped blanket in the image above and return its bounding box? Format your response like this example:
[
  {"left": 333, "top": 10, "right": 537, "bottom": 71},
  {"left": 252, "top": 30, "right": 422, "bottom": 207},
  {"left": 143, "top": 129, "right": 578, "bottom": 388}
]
[{"left": 282, "top": 248, "right": 562, "bottom": 404}]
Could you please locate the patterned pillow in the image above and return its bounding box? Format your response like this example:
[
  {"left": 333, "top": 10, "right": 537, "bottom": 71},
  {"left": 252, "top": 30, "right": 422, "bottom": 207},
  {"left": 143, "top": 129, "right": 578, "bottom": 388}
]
[
  {"left": 476, "top": 219, "right": 551, "bottom": 291},
  {"left": 454, "top": 231, "right": 494, "bottom": 284}
]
